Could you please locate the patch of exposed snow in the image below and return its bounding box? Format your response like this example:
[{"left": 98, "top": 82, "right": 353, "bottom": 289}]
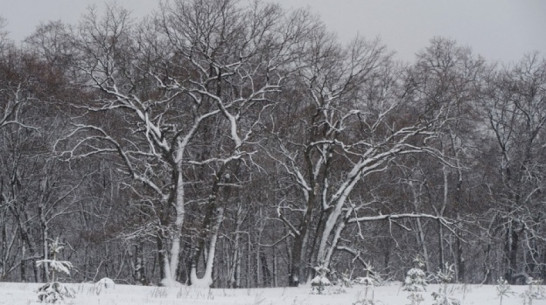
[
  {"left": 94, "top": 277, "right": 115, "bottom": 295},
  {"left": 159, "top": 278, "right": 184, "bottom": 288},
  {"left": 1, "top": 282, "right": 544, "bottom": 305}
]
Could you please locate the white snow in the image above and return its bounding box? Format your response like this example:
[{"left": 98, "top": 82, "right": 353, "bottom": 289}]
[
  {"left": 311, "top": 276, "right": 332, "bottom": 286},
  {"left": 36, "top": 260, "right": 73, "bottom": 276},
  {"left": 94, "top": 277, "right": 115, "bottom": 295},
  {"left": 1, "top": 281, "right": 545, "bottom": 305}
]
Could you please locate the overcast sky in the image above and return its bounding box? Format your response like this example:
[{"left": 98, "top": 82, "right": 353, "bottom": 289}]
[{"left": 1, "top": 0, "right": 545, "bottom": 63}]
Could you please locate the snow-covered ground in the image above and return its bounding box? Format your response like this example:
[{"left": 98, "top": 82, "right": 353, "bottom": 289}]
[{"left": 1, "top": 281, "right": 545, "bottom": 305}]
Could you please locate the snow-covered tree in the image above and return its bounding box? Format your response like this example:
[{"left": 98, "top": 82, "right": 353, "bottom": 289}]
[
  {"left": 57, "top": 0, "right": 311, "bottom": 286},
  {"left": 403, "top": 257, "right": 427, "bottom": 305},
  {"left": 270, "top": 33, "right": 459, "bottom": 287},
  {"left": 403, "top": 257, "right": 427, "bottom": 291},
  {"left": 311, "top": 265, "right": 332, "bottom": 294},
  {"left": 480, "top": 54, "right": 546, "bottom": 284},
  {"left": 521, "top": 277, "right": 545, "bottom": 305},
  {"left": 94, "top": 277, "right": 116, "bottom": 295},
  {"left": 496, "top": 277, "right": 513, "bottom": 305},
  {"left": 36, "top": 238, "right": 75, "bottom": 303},
  {"left": 431, "top": 263, "right": 459, "bottom": 305},
  {"left": 353, "top": 263, "right": 377, "bottom": 305}
]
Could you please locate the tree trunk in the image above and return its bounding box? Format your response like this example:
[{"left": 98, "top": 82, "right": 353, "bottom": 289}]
[
  {"left": 273, "top": 247, "right": 278, "bottom": 287},
  {"left": 228, "top": 204, "right": 243, "bottom": 288},
  {"left": 162, "top": 170, "right": 186, "bottom": 285},
  {"left": 20, "top": 244, "right": 26, "bottom": 282},
  {"left": 438, "top": 221, "right": 445, "bottom": 269},
  {"left": 505, "top": 224, "right": 520, "bottom": 284},
  {"left": 133, "top": 243, "right": 148, "bottom": 285},
  {"left": 39, "top": 201, "right": 49, "bottom": 282},
  {"left": 156, "top": 234, "right": 166, "bottom": 281},
  {"left": 456, "top": 232, "right": 465, "bottom": 282},
  {"left": 190, "top": 163, "right": 233, "bottom": 287},
  {"left": 260, "top": 251, "right": 272, "bottom": 287},
  {"left": 190, "top": 206, "right": 224, "bottom": 287},
  {"left": 288, "top": 233, "right": 304, "bottom": 287},
  {"left": 416, "top": 218, "right": 431, "bottom": 273},
  {"left": 255, "top": 242, "right": 260, "bottom": 287}
]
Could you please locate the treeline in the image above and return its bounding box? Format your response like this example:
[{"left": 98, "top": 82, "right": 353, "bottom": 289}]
[{"left": 0, "top": 0, "right": 544, "bottom": 287}]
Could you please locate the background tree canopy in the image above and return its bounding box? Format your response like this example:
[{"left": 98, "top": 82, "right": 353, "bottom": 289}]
[{"left": 0, "top": 0, "right": 544, "bottom": 287}]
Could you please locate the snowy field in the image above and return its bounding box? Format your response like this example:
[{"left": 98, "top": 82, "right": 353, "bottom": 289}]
[{"left": 1, "top": 281, "right": 545, "bottom": 305}]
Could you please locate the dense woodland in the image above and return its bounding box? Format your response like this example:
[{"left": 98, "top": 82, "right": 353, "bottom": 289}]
[{"left": 0, "top": 0, "right": 545, "bottom": 288}]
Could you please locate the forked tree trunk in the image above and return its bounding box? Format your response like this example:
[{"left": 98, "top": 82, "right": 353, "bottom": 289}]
[
  {"left": 190, "top": 206, "right": 224, "bottom": 287},
  {"left": 190, "top": 163, "right": 233, "bottom": 287}
]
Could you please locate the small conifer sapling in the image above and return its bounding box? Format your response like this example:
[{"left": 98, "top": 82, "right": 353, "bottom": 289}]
[
  {"left": 496, "top": 277, "right": 513, "bottom": 305},
  {"left": 403, "top": 256, "right": 427, "bottom": 305},
  {"left": 431, "top": 263, "right": 459, "bottom": 305},
  {"left": 311, "top": 265, "right": 332, "bottom": 295},
  {"left": 36, "top": 238, "right": 75, "bottom": 303}
]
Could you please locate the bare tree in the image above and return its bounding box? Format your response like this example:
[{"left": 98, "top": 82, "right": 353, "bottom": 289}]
[
  {"left": 481, "top": 53, "right": 546, "bottom": 284},
  {"left": 0, "top": 35, "right": 86, "bottom": 281},
  {"left": 267, "top": 30, "right": 461, "bottom": 286},
  {"left": 400, "top": 37, "right": 486, "bottom": 279},
  {"left": 56, "top": 0, "right": 312, "bottom": 286},
  {"left": 3, "top": 0, "right": 545, "bottom": 288}
]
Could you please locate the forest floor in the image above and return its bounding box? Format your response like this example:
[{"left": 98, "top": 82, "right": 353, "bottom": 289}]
[{"left": 1, "top": 281, "right": 545, "bottom": 305}]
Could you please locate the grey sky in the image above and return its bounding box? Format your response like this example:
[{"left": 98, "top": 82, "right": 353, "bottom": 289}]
[{"left": 1, "top": 0, "right": 545, "bottom": 63}]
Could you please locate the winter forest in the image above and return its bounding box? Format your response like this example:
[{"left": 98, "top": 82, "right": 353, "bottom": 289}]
[{"left": 0, "top": 0, "right": 545, "bottom": 290}]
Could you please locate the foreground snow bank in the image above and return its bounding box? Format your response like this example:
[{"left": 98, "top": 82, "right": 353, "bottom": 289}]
[{"left": 1, "top": 281, "right": 544, "bottom": 305}]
